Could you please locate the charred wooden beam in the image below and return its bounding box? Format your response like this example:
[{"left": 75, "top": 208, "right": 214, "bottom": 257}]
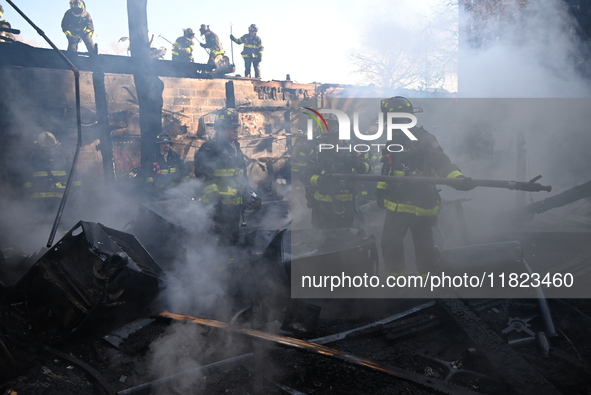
[
  {"left": 0, "top": 45, "right": 214, "bottom": 76},
  {"left": 158, "top": 311, "right": 482, "bottom": 395},
  {"left": 309, "top": 301, "right": 436, "bottom": 344},
  {"left": 91, "top": 54, "right": 115, "bottom": 184},
  {"left": 524, "top": 179, "right": 591, "bottom": 215},
  {"left": 438, "top": 298, "right": 561, "bottom": 395},
  {"left": 126, "top": 0, "right": 163, "bottom": 169}
]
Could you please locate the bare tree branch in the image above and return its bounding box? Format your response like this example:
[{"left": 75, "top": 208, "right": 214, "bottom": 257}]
[{"left": 349, "top": 2, "right": 459, "bottom": 91}]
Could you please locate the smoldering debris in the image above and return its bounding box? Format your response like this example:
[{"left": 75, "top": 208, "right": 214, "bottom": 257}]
[
  {"left": 0, "top": 221, "right": 164, "bottom": 344},
  {"left": 2, "top": 216, "right": 591, "bottom": 394}
]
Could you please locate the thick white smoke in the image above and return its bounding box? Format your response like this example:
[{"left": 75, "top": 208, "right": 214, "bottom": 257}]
[{"left": 459, "top": 0, "right": 591, "bottom": 97}]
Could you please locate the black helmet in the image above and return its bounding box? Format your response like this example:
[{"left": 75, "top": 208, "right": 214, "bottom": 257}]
[
  {"left": 214, "top": 109, "right": 240, "bottom": 131},
  {"left": 199, "top": 24, "right": 209, "bottom": 34},
  {"left": 380, "top": 96, "right": 416, "bottom": 113},
  {"left": 184, "top": 28, "right": 195, "bottom": 38},
  {"left": 69, "top": 0, "right": 85, "bottom": 10},
  {"left": 156, "top": 133, "right": 173, "bottom": 144},
  {"left": 249, "top": 24, "right": 258, "bottom": 33}
]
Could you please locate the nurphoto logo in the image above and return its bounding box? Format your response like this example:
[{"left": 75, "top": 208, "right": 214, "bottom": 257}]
[{"left": 303, "top": 108, "right": 418, "bottom": 153}]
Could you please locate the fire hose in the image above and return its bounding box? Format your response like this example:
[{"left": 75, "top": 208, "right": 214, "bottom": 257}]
[{"left": 326, "top": 173, "right": 552, "bottom": 193}]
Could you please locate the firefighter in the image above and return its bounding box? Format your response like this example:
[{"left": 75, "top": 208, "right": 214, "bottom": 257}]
[
  {"left": 290, "top": 130, "right": 316, "bottom": 188},
  {"left": 194, "top": 108, "right": 258, "bottom": 245},
  {"left": 0, "top": 5, "right": 15, "bottom": 43},
  {"left": 376, "top": 97, "right": 473, "bottom": 275},
  {"left": 230, "top": 23, "right": 263, "bottom": 79},
  {"left": 61, "top": 0, "right": 94, "bottom": 53},
  {"left": 300, "top": 127, "right": 370, "bottom": 229},
  {"left": 0, "top": 20, "right": 14, "bottom": 43},
  {"left": 23, "top": 132, "right": 81, "bottom": 214},
  {"left": 356, "top": 148, "right": 382, "bottom": 207},
  {"left": 145, "top": 133, "right": 187, "bottom": 199},
  {"left": 171, "top": 28, "right": 195, "bottom": 62},
  {"left": 199, "top": 24, "right": 226, "bottom": 69}
]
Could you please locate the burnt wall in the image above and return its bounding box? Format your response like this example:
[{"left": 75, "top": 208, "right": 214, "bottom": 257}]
[{"left": 0, "top": 64, "right": 316, "bottom": 190}]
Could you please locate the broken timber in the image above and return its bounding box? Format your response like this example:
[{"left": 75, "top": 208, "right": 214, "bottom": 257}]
[
  {"left": 158, "top": 311, "right": 481, "bottom": 395},
  {"left": 523, "top": 178, "right": 591, "bottom": 214},
  {"left": 118, "top": 302, "right": 436, "bottom": 394}
]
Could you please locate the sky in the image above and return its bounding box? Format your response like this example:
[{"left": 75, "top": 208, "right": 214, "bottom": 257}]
[{"left": 3, "top": 0, "right": 449, "bottom": 86}]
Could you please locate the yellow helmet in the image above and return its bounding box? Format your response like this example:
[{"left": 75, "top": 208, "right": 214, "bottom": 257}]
[
  {"left": 35, "top": 132, "right": 60, "bottom": 148},
  {"left": 381, "top": 96, "right": 414, "bottom": 113},
  {"left": 214, "top": 108, "right": 240, "bottom": 131}
]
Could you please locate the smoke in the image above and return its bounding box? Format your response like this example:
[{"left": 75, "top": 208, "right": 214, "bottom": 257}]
[
  {"left": 448, "top": 2, "right": 591, "bottom": 243},
  {"left": 459, "top": 0, "right": 591, "bottom": 97},
  {"left": 450, "top": 0, "right": 591, "bottom": 236},
  {"left": 145, "top": 320, "right": 247, "bottom": 395},
  {"left": 349, "top": 0, "right": 591, "bottom": 96},
  {"left": 140, "top": 176, "right": 293, "bottom": 388},
  {"left": 146, "top": 321, "right": 208, "bottom": 394},
  {"left": 344, "top": 0, "right": 591, "bottom": 245}
]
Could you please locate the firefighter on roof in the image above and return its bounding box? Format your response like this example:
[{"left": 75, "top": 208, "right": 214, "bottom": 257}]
[
  {"left": 61, "top": 0, "right": 95, "bottom": 53},
  {"left": 172, "top": 28, "right": 196, "bottom": 62},
  {"left": 230, "top": 23, "right": 263, "bottom": 78},
  {"left": 199, "top": 24, "right": 226, "bottom": 69},
  {"left": 0, "top": 5, "right": 15, "bottom": 43}
]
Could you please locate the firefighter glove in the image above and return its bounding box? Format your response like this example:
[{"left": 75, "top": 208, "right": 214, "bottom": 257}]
[
  {"left": 246, "top": 191, "right": 262, "bottom": 211},
  {"left": 200, "top": 42, "right": 206, "bottom": 48},
  {"left": 454, "top": 175, "right": 475, "bottom": 191},
  {"left": 230, "top": 34, "right": 236, "bottom": 42},
  {"left": 249, "top": 198, "right": 262, "bottom": 211}
]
